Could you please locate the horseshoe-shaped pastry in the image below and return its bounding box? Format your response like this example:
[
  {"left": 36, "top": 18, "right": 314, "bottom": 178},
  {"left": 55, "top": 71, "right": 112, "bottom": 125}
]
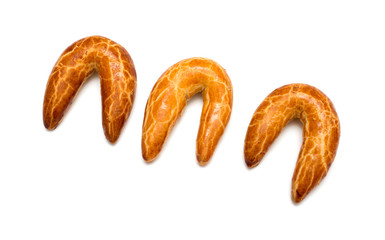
[
  {"left": 43, "top": 36, "right": 136, "bottom": 143},
  {"left": 244, "top": 83, "right": 340, "bottom": 203},
  {"left": 142, "top": 57, "right": 233, "bottom": 166}
]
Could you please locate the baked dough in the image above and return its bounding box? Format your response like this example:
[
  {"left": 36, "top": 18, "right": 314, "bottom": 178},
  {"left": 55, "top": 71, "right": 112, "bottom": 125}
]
[
  {"left": 43, "top": 36, "right": 136, "bottom": 143},
  {"left": 244, "top": 83, "right": 340, "bottom": 203},
  {"left": 142, "top": 57, "right": 233, "bottom": 165}
]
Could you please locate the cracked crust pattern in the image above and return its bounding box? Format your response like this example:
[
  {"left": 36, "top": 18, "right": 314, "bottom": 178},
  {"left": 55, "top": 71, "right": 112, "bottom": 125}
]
[
  {"left": 43, "top": 36, "right": 137, "bottom": 143},
  {"left": 142, "top": 57, "right": 233, "bottom": 166},
  {"left": 244, "top": 83, "right": 340, "bottom": 203}
]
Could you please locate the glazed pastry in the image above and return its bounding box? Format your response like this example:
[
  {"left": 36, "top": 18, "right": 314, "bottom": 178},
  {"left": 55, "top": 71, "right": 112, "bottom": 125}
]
[
  {"left": 244, "top": 83, "right": 340, "bottom": 203},
  {"left": 43, "top": 36, "right": 136, "bottom": 143},
  {"left": 142, "top": 57, "right": 233, "bottom": 165}
]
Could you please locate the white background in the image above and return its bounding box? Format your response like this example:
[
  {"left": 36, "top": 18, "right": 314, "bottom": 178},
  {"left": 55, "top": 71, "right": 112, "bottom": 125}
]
[{"left": 0, "top": 0, "right": 384, "bottom": 239}]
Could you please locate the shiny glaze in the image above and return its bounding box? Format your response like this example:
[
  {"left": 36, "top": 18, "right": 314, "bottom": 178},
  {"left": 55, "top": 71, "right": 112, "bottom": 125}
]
[
  {"left": 142, "top": 57, "right": 233, "bottom": 165},
  {"left": 244, "top": 84, "right": 340, "bottom": 203},
  {"left": 43, "top": 36, "right": 136, "bottom": 143}
]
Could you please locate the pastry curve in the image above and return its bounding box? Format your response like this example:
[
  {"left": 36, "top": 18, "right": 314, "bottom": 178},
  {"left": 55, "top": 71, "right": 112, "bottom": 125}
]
[
  {"left": 244, "top": 83, "right": 340, "bottom": 203},
  {"left": 142, "top": 57, "right": 233, "bottom": 166},
  {"left": 43, "top": 36, "right": 136, "bottom": 143}
]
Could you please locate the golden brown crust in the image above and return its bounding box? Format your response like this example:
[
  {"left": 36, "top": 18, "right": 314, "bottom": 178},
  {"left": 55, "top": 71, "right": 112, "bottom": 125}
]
[
  {"left": 142, "top": 57, "right": 233, "bottom": 166},
  {"left": 43, "top": 36, "right": 137, "bottom": 143},
  {"left": 244, "top": 83, "right": 340, "bottom": 203}
]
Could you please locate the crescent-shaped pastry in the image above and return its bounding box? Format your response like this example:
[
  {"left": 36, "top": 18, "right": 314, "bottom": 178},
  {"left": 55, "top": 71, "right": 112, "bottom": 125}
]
[
  {"left": 43, "top": 36, "right": 136, "bottom": 143},
  {"left": 244, "top": 83, "right": 340, "bottom": 203},
  {"left": 142, "top": 57, "right": 233, "bottom": 166}
]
